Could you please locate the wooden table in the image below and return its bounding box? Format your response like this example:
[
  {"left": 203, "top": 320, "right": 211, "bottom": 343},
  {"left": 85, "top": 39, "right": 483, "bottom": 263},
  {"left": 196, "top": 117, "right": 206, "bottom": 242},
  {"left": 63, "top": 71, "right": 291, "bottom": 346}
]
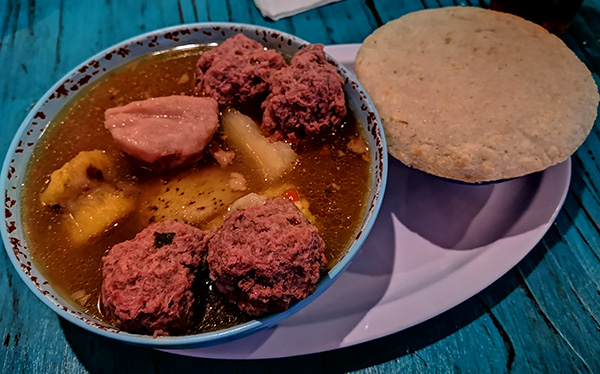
[{"left": 1, "top": 0, "right": 598, "bottom": 372}]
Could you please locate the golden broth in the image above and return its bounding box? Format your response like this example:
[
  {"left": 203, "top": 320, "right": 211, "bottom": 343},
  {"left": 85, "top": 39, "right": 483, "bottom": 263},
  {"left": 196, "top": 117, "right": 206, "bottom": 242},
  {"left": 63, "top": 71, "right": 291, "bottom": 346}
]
[{"left": 21, "top": 46, "right": 371, "bottom": 333}]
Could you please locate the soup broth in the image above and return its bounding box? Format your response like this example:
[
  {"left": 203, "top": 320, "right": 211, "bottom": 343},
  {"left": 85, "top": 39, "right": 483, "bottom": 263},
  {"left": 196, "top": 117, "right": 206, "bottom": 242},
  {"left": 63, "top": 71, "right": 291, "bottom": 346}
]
[{"left": 21, "top": 45, "right": 371, "bottom": 333}]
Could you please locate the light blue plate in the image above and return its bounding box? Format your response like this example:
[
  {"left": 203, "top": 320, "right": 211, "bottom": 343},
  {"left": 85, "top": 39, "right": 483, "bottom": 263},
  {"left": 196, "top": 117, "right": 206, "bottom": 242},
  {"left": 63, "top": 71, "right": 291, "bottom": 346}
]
[{"left": 1, "top": 23, "right": 387, "bottom": 349}]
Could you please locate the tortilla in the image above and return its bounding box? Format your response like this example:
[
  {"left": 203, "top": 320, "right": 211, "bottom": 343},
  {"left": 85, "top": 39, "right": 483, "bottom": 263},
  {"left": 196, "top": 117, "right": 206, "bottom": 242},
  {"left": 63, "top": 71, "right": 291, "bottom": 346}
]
[{"left": 355, "top": 6, "right": 598, "bottom": 182}]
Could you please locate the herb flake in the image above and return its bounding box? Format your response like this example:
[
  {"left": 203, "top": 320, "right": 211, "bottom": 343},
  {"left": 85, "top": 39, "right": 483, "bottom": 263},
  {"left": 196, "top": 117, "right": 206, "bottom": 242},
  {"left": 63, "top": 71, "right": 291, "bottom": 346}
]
[{"left": 154, "top": 232, "right": 176, "bottom": 248}]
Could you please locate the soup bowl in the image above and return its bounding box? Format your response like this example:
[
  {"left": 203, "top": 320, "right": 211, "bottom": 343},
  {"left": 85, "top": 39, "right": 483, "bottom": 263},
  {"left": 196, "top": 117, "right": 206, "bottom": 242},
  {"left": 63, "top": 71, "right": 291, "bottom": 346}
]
[{"left": 1, "top": 23, "right": 387, "bottom": 348}]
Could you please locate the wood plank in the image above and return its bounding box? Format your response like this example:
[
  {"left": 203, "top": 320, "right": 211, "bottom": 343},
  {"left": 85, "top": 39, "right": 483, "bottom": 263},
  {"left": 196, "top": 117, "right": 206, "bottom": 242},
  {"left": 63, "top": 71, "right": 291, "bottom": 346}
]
[
  {"left": 0, "top": 267, "right": 84, "bottom": 373},
  {"left": 0, "top": 0, "right": 599, "bottom": 373},
  {"left": 369, "top": 0, "right": 424, "bottom": 24}
]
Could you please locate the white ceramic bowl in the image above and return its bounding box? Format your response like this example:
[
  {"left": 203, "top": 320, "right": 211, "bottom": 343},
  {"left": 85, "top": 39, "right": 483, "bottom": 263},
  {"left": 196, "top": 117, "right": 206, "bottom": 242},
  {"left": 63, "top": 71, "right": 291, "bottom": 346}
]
[{"left": 1, "top": 23, "right": 387, "bottom": 348}]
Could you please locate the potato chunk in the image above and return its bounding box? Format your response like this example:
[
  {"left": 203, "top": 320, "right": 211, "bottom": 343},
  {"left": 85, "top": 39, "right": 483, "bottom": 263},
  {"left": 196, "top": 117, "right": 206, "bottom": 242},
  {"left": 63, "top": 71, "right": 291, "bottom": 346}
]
[{"left": 221, "top": 109, "right": 297, "bottom": 181}]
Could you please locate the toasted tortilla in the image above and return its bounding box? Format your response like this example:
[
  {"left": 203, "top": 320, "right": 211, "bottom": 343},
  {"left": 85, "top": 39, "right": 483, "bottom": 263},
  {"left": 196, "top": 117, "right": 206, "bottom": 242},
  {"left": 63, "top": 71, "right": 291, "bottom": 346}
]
[{"left": 355, "top": 6, "right": 598, "bottom": 182}]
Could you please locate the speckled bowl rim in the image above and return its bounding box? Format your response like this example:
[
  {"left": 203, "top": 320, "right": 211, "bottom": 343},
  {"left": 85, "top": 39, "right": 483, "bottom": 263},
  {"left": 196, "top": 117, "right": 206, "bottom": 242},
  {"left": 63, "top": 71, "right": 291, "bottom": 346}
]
[{"left": 1, "top": 22, "right": 388, "bottom": 349}]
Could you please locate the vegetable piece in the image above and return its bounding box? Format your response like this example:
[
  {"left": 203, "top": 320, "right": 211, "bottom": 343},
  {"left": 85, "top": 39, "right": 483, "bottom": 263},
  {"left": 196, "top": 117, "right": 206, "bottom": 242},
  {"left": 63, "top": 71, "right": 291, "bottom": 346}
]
[
  {"left": 346, "top": 136, "right": 369, "bottom": 162},
  {"left": 40, "top": 150, "right": 136, "bottom": 245},
  {"left": 40, "top": 150, "right": 112, "bottom": 206},
  {"left": 140, "top": 166, "right": 244, "bottom": 229},
  {"left": 228, "top": 172, "right": 248, "bottom": 191},
  {"left": 66, "top": 185, "right": 135, "bottom": 245},
  {"left": 229, "top": 193, "right": 268, "bottom": 211},
  {"left": 220, "top": 109, "right": 297, "bottom": 181},
  {"left": 282, "top": 188, "right": 300, "bottom": 202},
  {"left": 208, "top": 142, "right": 235, "bottom": 168}
]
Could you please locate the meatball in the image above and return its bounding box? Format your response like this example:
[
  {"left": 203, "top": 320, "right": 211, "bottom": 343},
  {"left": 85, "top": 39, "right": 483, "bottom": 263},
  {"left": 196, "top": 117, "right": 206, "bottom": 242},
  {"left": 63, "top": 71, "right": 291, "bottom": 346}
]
[
  {"left": 196, "top": 33, "right": 287, "bottom": 106},
  {"left": 101, "top": 220, "right": 213, "bottom": 336},
  {"left": 207, "top": 199, "right": 327, "bottom": 316},
  {"left": 261, "top": 44, "right": 347, "bottom": 142}
]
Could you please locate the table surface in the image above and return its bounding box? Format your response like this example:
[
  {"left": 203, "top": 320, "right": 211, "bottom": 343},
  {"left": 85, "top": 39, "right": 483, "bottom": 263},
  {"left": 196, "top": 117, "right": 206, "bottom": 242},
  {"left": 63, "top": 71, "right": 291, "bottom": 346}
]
[{"left": 1, "top": 0, "right": 599, "bottom": 373}]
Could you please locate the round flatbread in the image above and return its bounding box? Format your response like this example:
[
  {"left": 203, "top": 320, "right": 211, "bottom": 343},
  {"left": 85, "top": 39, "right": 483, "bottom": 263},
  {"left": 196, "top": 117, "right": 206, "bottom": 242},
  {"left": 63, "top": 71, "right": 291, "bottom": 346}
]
[{"left": 355, "top": 6, "right": 598, "bottom": 182}]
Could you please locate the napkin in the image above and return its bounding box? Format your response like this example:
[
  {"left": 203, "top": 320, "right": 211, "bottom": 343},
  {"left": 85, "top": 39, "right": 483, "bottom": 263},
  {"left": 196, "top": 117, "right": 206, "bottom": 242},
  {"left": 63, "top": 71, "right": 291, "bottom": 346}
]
[{"left": 253, "top": 0, "right": 343, "bottom": 21}]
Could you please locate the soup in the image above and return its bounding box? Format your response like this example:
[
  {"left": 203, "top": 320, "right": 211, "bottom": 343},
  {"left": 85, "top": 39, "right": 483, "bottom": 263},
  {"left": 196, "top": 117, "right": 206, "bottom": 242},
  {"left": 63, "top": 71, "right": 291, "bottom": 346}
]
[{"left": 21, "top": 45, "right": 371, "bottom": 334}]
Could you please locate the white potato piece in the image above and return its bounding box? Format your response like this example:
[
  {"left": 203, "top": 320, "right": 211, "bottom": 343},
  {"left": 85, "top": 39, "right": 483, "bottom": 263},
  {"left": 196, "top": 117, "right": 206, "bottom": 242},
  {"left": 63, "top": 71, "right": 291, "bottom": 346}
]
[{"left": 221, "top": 109, "right": 297, "bottom": 181}]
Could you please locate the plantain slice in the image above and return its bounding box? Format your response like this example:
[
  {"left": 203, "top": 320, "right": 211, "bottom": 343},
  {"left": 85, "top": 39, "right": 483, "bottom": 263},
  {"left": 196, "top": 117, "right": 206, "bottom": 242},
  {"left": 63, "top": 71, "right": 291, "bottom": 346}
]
[
  {"left": 139, "top": 166, "right": 244, "bottom": 229},
  {"left": 66, "top": 185, "right": 135, "bottom": 245},
  {"left": 40, "top": 150, "right": 112, "bottom": 206},
  {"left": 40, "top": 150, "right": 135, "bottom": 245}
]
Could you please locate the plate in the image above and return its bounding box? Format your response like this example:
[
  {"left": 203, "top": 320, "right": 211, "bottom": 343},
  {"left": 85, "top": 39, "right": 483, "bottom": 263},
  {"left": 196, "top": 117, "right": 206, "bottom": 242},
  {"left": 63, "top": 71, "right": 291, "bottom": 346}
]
[{"left": 163, "top": 44, "right": 572, "bottom": 359}]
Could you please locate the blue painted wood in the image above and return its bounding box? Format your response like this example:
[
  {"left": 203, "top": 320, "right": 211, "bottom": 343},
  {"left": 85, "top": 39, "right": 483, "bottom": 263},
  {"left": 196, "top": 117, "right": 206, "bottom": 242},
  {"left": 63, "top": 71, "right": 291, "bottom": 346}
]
[{"left": 0, "top": 0, "right": 599, "bottom": 373}]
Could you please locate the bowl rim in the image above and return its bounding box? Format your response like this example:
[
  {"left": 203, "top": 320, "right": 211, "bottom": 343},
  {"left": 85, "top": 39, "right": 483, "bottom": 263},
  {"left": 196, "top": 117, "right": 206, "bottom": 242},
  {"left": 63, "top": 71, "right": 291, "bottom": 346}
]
[{"left": 1, "top": 21, "right": 388, "bottom": 348}]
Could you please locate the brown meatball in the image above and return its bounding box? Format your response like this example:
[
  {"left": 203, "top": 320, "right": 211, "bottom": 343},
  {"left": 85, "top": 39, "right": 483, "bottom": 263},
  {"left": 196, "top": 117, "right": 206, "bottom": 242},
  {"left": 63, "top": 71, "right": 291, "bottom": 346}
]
[
  {"left": 196, "top": 34, "right": 287, "bottom": 106},
  {"left": 207, "top": 199, "right": 327, "bottom": 316},
  {"left": 101, "top": 220, "right": 213, "bottom": 336},
  {"left": 261, "top": 44, "right": 347, "bottom": 142}
]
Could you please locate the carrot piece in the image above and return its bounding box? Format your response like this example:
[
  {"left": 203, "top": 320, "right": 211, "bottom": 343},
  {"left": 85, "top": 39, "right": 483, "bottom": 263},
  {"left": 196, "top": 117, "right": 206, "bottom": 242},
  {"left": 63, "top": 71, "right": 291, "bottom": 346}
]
[{"left": 283, "top": 189, "right": 300, "bottom": 202}]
